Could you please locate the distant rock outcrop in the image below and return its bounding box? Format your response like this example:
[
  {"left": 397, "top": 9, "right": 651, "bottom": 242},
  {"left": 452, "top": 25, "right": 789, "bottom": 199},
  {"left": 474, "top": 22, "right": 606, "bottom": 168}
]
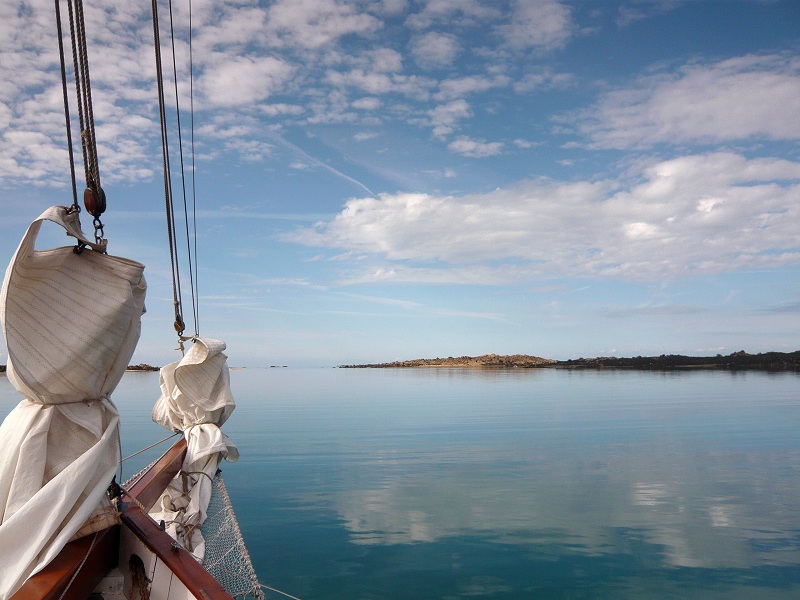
[
  {"left": 340, "top": 354, "right": 556, "bottom": 368},
  {"left": 340, "top": 350, "right": 800, "bottom": 371},
  {"left": 556, "top": 350, "right": 800, "bottom": 371},
  {"left": 126, "top": 363, "right": 159, "bottom": 371}
]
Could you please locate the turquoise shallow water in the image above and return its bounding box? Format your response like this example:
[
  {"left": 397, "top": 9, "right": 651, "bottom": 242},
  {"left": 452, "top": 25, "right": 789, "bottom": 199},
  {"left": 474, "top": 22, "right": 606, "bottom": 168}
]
[{"left": 2, "top": 368, "right": 800, "bottom": 599}]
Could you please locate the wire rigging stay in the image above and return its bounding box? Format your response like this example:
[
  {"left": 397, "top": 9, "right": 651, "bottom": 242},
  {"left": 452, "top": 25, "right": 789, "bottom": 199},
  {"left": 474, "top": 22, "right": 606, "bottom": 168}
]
[{"left": 151, "top": 0, "right": 200, "bottom": 347}]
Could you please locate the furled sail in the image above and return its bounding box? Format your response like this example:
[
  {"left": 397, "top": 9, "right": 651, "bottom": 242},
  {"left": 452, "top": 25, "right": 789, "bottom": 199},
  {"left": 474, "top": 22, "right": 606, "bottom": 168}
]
[
  {"left": 0, "top": 206, "right": 146, "bottom": 599},
  {"left": 150, "top": 336, "right": 238, "bottom": 560}
]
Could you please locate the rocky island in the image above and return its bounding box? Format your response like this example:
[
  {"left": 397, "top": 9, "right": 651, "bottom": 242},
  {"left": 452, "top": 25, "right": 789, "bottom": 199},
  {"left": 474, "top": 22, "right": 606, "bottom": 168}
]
[
  {"left": 125, "top": 363, "right": 159, "bottom": 371},
  {"left": 340, "top": 350, "right": 800, "bottom": 371},
  {"left": 341, "top": 354, "right": 557, "bottom": 369}
]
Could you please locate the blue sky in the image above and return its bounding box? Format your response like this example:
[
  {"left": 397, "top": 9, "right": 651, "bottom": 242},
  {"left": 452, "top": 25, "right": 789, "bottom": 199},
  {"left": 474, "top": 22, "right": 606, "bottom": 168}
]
[{"left": 1, "top": 0, "right": 799, "bottom": 367}]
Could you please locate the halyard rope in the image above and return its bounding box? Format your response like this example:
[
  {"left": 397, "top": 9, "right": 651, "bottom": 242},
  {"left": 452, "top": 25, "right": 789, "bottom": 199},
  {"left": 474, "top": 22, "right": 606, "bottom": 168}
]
[
  {"left": 152, "top": 0, "right": 185, "bottom": 342},
  {"left": 54, "top": 0, "right": 78, "bottom": 211}
]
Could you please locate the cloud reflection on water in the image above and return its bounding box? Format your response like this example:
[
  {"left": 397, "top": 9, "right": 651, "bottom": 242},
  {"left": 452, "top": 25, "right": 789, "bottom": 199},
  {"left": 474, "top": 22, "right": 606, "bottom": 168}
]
[{"left": 330, "top": 438, "right": 800, "bottom": 571}]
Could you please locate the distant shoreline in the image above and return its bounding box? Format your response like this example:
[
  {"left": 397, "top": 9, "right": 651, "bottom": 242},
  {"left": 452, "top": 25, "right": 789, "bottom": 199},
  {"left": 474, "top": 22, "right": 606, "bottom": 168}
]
[
  {"left": 125, "top": 364, "right": 160, "bottom": 372},
  {"left": 339, "top": 351, "right": 800, "bottom": 371},
  {"left": 0, "top": 364, "right": 160, "bottom": 374}
]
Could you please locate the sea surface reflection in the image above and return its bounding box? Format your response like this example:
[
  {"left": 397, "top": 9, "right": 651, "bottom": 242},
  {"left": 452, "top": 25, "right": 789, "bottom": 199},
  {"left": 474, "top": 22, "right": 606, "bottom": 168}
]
[{"left": 2, "top": 367, "right": 799, "bottom": 598}]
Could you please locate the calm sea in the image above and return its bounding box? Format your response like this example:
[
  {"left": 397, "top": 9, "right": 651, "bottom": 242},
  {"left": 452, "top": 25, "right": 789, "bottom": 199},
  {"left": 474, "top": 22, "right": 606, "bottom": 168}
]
[{"left": 2, "top": 368, "right": 799, "bottom": 599}]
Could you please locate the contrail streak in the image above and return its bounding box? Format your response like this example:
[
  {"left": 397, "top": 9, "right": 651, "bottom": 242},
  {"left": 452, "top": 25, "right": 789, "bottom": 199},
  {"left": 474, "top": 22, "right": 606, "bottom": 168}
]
[{"left": 270, "top": 134, "right": 378, "bottom": 199}]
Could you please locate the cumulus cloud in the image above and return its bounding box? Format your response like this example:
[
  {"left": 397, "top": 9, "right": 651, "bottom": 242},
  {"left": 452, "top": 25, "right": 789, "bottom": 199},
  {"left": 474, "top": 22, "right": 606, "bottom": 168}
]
[
  {"left": 574, "top": 53, "right": 800, "bottom": 148},
  {"left": 325, "top": 68, "right": 434, "bottom": 100},
  {"left": 354, "top": 131, "right": 379, "bottom": 141},
  {"left": 200, "top": 54, "right": 295, "bottom": 107},
  {"left": 496, "top": 0, "right": 574, "bottom": 51},
  {"left": 513, "top": 139, "right": 542, "bottom": 149},
  {"left": 447, "top": 136, "right": 503, "bottom": 157},
  {"left": 513, "top": 69, "right": 574, "bottom": 93},
  {"left": 435, "top": 74, "right": 511, "bottom": 101},
  {"left": 264, "top": 0, "right": 382, "bottom": 49},
  {"left": 0, "top": 0, "right": 161, "bottom": 186},
  {"left": 352, "top": 97, "right": 382, "bottom": 110},
  {"left": 427, "top": 99, "right": 472, "bottom": 140},
  {"left": 284, "top": 152, "right": 800, "bottom": 282},
  {"left": 405, "top": 0, "right": 500, "bottom": 30},
  {"left": 409, "top": 32, "right": 460, "bottom": 70},
  {"left": 260, "top": 103, "right": 305, "bottom": 117}
]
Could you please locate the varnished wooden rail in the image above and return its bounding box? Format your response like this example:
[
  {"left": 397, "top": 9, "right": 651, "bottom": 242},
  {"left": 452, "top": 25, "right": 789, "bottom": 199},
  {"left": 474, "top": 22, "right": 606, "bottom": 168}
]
[{"left": 10, "top": 527, "right": 119, "bottom": 600}]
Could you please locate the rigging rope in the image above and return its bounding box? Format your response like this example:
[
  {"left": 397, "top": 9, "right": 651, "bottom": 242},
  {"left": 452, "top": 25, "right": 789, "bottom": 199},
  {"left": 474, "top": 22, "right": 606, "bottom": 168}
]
[
  {"left": 189, "top": 0, "right": 200, "bottom": 334},
  {"left": 54, "top": 0, "right": 106, "bottom": 246},
  {"left": 148, "top": 4, "right": 292, "bottom": 599},
  {"left": 66, "top": 0, "right": 106, "bottom": 241},
  {"left": 54, "top": 0, "right": 78, "bottom": 212},
  {"left": 166, "top": 0, "right": 199, "bottom": 338},
  {"left": 152, "top": 0, "right": 186, "bottom": 341},
  {"left": 152, "top": 0, "right": 201, "bottom": 346}
]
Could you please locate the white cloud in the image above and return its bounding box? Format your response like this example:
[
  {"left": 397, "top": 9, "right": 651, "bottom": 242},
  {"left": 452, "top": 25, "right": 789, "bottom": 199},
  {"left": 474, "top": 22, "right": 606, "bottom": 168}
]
[
  {"left": 0, "top": 1, "right": 162, "bottom": 186},
  {"left": 200, "top": 54, "right": 295, "bottom": 107},
  {"left": 352, "top": 97, "right": 382, "bottom": 110},
  {"left": 616, "top": 1, "right": 682, "bottom": 28},
  {"left": 513, "top": 69, "right": 574, "bottom": 93},
  {"left": 264, "top": 0, "right": 382, "bottom": 49},
  {"left": 409, "top": 32, "right": 460, "bottom": 70},
  {"left": 427, "top": 100, "right": 472, "bottom": 139},
  {"left": 496, "top": 0, "right": 574, "bottom": 51},
  {"left": 325, "top": 68, "right": 434, "bottom": 100},
  {"left": 354, "top": 132, "right": 379, "bottom": 141},
  {"left": 285, "top": 153, "right": 800, "bottom": 282},
  {"left": 513, "top": 139, "right": 542, "bottom": 149},
  {"left": 405, "top": 0, "right": 500, "bottom": 31},
  {"left": 373, "top": 0, "right": 409, "bottom": 18},
  {"left": 575, "top": 53, "right": 800, "bottom": 148},
  {"left": 260, "top": 103, "right": 305, "bottom": 117},
  {"left": 447, "top": 136, "right": 503, "bottom": 157},
  {"left": 233, "top": 139, "right": 275, "bottom": 162},
  {"left": 435, "top": 74, "right": 511, "bottom": 101},
  {"left": 194, "top": 5, "right": 267, "bottom": 50}
]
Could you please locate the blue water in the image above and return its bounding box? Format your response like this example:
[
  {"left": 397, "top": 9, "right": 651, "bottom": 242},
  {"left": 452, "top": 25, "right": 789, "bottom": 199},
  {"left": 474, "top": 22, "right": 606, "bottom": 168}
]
[{"left": 2, "top": 368, "right": 800, "bottom": 599}]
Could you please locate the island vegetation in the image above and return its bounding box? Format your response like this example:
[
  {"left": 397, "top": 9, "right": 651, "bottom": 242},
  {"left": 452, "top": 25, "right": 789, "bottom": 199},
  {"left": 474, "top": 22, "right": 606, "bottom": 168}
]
[{"left": 340, "top": 350, "right": 800, "bottom": 371}]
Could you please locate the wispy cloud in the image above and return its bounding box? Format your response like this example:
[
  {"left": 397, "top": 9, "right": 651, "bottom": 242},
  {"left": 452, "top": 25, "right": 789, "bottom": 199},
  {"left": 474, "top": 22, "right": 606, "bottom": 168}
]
[
  {"left": 615, "top": 1, "right": 683, "bottom": 28},
  {"left": 757, "top": 301, "right": 800, "bottom": 315},
  {"left": 605, "top": 304, "right": 710, "bottom": 318}
]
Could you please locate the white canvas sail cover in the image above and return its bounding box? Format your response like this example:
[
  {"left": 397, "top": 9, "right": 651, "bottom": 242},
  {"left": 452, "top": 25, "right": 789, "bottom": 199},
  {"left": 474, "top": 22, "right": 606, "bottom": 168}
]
[
  {"left": 150, "top": 336, "right": 238, "bottom": 560},
  {"left": 0, "top": 206, "right": 146, "bottom": 599}
]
